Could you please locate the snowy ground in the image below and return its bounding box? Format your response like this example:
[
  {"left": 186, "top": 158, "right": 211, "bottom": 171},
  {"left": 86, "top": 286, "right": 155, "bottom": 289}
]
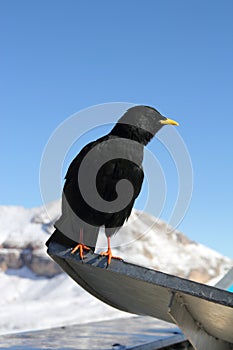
[
  {"left": 0, "top": 202, "right": 232, "bottom": 335},
  {"left": 0, "top": 266, "right": 130, "bottom": 335}
]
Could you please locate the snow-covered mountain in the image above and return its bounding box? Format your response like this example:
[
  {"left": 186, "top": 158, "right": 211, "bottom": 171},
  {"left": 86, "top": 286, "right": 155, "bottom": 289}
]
[{"left": 0, "top": 201, "right": 232, "bottom": 334}]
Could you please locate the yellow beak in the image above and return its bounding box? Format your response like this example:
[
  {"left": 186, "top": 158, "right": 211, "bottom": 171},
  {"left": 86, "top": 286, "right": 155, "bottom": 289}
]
[{"left": 160, "top": 118, "right": 179, "bottom": 126}]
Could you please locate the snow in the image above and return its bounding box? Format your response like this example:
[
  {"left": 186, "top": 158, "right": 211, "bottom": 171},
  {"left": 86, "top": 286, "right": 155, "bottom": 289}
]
[
  {"left": 0, "top": 205, "right": 48, "bottom": 248},
  {"left": 0, "top": 203, "right": 131, "bottom": 335},
  {"left": 100, "top": 210, "right": 232, "bottom": 279},
  {"left": 0, "top": 267, "right": 130, "bottom": 335},
  {"left": 0, "top": 201, "right": 232, "bottom": 335}
]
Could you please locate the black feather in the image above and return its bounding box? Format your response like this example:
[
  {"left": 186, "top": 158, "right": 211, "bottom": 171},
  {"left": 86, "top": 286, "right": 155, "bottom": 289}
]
[{"left": 48, "top": 105, "right": 167, "bottom": 248}]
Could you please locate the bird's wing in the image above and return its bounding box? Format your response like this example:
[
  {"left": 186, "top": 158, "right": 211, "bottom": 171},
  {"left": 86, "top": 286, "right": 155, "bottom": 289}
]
[
  {"left": 63, "top": 136, "right": 144, "bottom": 229},
  {"left": 64, "top": 139, "right": 98, "bottom": 182},
  {"left": 95, "top": 138, "right": 144, "bottom": 203}
]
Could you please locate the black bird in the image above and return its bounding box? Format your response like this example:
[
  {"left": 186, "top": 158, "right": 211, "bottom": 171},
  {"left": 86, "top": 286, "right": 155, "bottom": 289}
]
[{"left": 46, "top": 105, "right": 179, "bottom": 265}]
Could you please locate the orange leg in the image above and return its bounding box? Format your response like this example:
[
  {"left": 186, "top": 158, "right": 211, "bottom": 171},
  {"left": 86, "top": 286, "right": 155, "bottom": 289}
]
[
  {"left": 71, "top": 228, "right": 90, "bottom": 260},
  {"left": 99, "top": 237, "right": 122, "bottom": 266}
]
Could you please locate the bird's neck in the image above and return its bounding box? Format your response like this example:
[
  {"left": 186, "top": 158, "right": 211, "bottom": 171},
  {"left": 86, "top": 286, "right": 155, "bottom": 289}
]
[{"left": 109, "top": 124, "right": 153, "bottom": 145}]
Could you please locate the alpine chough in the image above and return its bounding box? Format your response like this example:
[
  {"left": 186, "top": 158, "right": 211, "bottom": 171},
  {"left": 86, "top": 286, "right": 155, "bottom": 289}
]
[{"left": 46, "top": 105, "right": 179, "bottom": 265}]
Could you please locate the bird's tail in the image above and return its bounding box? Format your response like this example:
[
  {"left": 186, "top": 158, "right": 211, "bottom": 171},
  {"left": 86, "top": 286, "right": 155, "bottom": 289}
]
[
  {"left": 46, "top": 228, "right": 96, "bottom": 252},
  {"left": 46, "top": 229, "right": 77, "bottom": 248}
]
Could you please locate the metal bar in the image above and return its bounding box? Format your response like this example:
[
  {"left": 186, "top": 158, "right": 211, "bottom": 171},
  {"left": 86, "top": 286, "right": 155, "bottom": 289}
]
[
  {"left": 168, "top": 292, "right": 232, "bottom": 350},
  {"left": 215, "top": 267, "right": 233, "bottom": 291},
  {"left": 48, "top": 243, "right": 233, "bottom": 346}
]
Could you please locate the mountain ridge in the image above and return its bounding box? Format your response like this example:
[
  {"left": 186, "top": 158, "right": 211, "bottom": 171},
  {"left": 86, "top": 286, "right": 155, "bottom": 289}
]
[
  {"left": 0, "top": 200, "right": 232, "bottom": 282},
  {"left": 0, "top": 200, "right": 232, "bottom": 334}
]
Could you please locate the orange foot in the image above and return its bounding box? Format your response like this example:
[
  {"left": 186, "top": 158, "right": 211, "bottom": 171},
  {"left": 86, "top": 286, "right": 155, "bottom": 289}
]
[
  {"left": 71, "top": 244, "right": 91, "bottom": 260},
  {"left": 99, "top": 248, "right": 122, "bottom": 266}
]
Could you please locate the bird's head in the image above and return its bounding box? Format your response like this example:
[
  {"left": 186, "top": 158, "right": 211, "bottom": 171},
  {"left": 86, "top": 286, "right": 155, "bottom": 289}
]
[{"left": 110, "top": 105, "right": 179, "bottom": 145}]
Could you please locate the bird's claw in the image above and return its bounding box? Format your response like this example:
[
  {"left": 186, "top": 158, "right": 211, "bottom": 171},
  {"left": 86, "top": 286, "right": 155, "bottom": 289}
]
[
  {"left": 99, "top": 249, "right": 122, "bottom": 266},
  {"left": 71, "top": 244, "right": 91, "bottom": 261}
]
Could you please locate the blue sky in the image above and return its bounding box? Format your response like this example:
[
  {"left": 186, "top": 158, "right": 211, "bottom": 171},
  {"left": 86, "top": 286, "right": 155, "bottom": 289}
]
[{"left": 1, "top": 1, "right": 233, "bottom": 258}]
